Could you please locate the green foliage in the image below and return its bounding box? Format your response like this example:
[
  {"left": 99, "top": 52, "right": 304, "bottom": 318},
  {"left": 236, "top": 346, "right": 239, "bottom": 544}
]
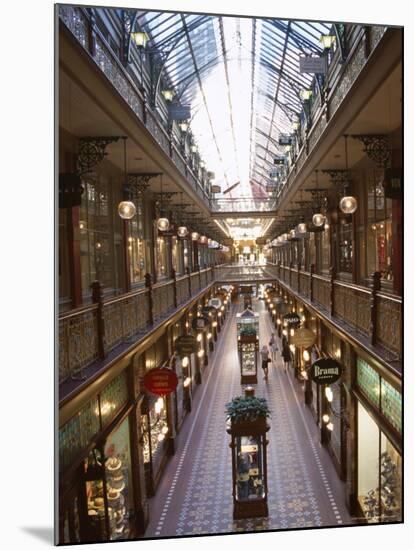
[
  {"left": 239, "top": 327, "right": 257, "bottom": 336},
  {"left": 225, "top": 395, "right": 270, "bottom": 423}
]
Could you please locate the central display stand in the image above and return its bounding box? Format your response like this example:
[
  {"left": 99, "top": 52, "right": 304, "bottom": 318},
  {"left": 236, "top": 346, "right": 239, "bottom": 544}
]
[
  {"left": 226, "top": 388, "right": 270, "bottom": 520},
  {"left": 236, "top": 308, "right": 260, "bottom": 385}
]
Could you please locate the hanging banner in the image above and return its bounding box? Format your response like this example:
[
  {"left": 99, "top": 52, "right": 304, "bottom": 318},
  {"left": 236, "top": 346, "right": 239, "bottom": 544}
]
[
  {"left": 309, "top": 358, "right": 343, "bottom": 385},
  {"left": 192, "top": 316, "right": 210, "bottom": 330},
  {"left": 291, "top": 327, "right": 317, "bottom": 348},
  {"left": 175, "top": 335, "right": 198, "bottom": 357},
  {"left": 168, "top": 104, "right": 191, "bottom": 121},
  {"left": 143, "top": 367, "right": 178, "bottom": 396},
  {"left": 299, "top": 55, "right": 328, "bottom": 74}
]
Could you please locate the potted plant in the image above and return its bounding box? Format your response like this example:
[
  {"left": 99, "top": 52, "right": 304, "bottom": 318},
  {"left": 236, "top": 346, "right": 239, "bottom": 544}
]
[{"left": 225, "top": 395, "right": 270, "bottom": 434}]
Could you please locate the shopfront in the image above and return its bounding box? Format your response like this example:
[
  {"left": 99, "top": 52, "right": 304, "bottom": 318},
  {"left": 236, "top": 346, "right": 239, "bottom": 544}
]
[
  {"left": 355, "top": 357, "right": 402, "bottom": 522},
  {"left": 58, "top": 370, "right": 147, "bottom": 544}
]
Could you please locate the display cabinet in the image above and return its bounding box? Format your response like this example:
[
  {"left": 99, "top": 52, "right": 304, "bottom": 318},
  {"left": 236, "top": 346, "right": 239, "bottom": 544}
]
[
  {"left": 238, "top": 337, "right": 259, "bottom": 385},
  {"left": 226, "top": 390, "right": 270, "bottom": 519},
  {"left": 236, "top": 308, "right": 259, "bottom": 338}
]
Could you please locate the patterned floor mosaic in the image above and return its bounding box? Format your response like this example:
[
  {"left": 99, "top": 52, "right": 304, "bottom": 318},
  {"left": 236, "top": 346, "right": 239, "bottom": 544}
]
[{"left": 145, "top": 300, "right": 355, "bottom": 537}]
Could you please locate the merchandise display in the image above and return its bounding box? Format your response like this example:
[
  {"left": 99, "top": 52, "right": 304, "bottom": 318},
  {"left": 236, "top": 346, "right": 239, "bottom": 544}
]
[
  {"left": 238, "top": 341, "right": 259, "bottom": 384},
  {"left": 235, "top": 436, "right": 264, "bottom": 501}
]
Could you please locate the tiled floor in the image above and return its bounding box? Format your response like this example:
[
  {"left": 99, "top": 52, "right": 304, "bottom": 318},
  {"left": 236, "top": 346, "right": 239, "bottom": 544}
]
[{"left": 144, "top": 299, "right": 355, "bottom": 538}]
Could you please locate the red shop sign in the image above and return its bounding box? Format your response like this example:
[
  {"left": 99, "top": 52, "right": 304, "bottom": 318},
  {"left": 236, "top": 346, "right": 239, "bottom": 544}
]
[{"left": 143, "top": 367, "right": 178, "bottom": 396}]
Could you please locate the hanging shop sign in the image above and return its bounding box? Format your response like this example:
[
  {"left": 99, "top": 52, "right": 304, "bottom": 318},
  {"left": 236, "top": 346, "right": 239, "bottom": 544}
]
[
  {"left": 309, "top": 358, "right": 343, "bottom": 385},
  {"left": 157, "top": 223, "right": 176, "bottom": 237},
  {"left": 175, "top": 335, "right": 198, "bottom": 357},
  {"left": 383, "top": 168, "right": 402, "bottom": 200},
  {"left": 274, "top": 155, "right": 285, "bottom": 165},
  {"left": 211, "top": 184, "right": 221, "bottom": 193},
  {"left": 168, "top": 104, "right": 191, "bottom": 121},
  {"left": 143, "top": 367, "right": 178, "bottom": 396},
  {"left": 208, "top": 298, "right": 222, "bottom": 309},
  {"left": 291, "top": 327, "right": 316, "bottom": 348},
  {"left": 192, "top": 316, "right": 210, "bottom": 330},
  {"left": 278, "top": 134, "right": 293, "bottom": 146},
  {"left": 255, "top": 237, "right": 267, "bottom": 245},
  {"left": 283, "top": 312, "right": 301, "bottom": 327},
  {"left": 299, "top": 55, "right": 328, "bottom": 74}
]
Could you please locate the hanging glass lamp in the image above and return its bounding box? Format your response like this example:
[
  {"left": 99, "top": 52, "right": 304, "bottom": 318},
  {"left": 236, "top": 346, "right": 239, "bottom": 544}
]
[
  {"left": 157, "top": 217, "right": 170, "bottom": 231},
  {"left": 177, "top": 226, "right": 188, "bottom": 238},
  {"left": 118, "top": 201, "right": 136, "bottom": 219},
  {"left": 339, "top": 195, "right": 358, "bottom": 214},
  {"left": 312, "top": 213, "right": 325, "bottom": 227}
]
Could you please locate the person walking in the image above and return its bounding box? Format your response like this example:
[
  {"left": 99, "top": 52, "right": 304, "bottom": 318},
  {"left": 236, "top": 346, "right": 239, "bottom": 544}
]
[
  {"left": 268, "top": 333, "right": 278, "bottom": 364},
  {"left": 260, "top": 344, "right": 271, "bottom": 380},
  {"left": 281, "top": 337, "right": 292, "bottom": 373}
]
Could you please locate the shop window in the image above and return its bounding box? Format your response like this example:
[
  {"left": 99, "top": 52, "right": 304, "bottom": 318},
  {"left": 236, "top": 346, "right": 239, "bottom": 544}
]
[
  {"left": 366, "top": 177, "right": 393, "bottom": 282},
  {"left": 320, "top": 226, "right": 331, "bottom": 272},
  {"left": 128, "top": 202, "right": 147, "bottom": 284},
  {"left": 357, "top": 402, "right": 401, "bottom": 522},
  {"left": 79, "top": 177, "right": 123, "bottom": 298},
  {"left": 337, "top": 218, "right": 353, "bottom": 273},
  {"left": 308, "top": 233, "right": 316, "bottom": 270},
  {"left": 172, "top": 236, "right": 184, "bottom": 274},
  {"left": 183, "top": 240, "right": 190, "bottom": 271},
  {"left": 104, "top": 417, "right": 134, "bottom": 540},
  {"left": 155, "top": 236, "right": 168, "bottom": 279},
  {"left": 84, "top": 417, "right": 135, "bottom": 541},
  {"left": 142, "top": 396, "right": 169, "bottom": 476}
]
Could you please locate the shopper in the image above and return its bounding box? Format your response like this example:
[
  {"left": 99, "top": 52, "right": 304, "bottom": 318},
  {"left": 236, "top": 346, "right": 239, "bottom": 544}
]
[
  {"left": 281, "top": 339, "right": 292, "bottom": 373},
  {"left": 268, "top": 333, "right": 278, "bottom": 363},
  {"left": 260, "top": 344, "right": 271, "bottom": 380}
]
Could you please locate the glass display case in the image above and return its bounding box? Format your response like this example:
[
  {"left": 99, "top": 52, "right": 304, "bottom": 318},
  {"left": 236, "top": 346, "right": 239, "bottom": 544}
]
[
  {"left": 238, "top": 340, "right": 259, "bottom": 385},
  {"left": 83, "top": 417, "right": 135, "bottom": 542},
  {"left": 235, "top": 436, "right": 265, "bottom": 501},
  {"left": 236, "top": 308, "right": 260, "bottom": 338},
  {"left": 141, "top": 395, "right": 169, "bottom": 496},
  {"left": 227, "top": 393, "right": 270, "bottom": 520},
  {"left": 357, "top": 402, "right": 402, "bottom": 523}
]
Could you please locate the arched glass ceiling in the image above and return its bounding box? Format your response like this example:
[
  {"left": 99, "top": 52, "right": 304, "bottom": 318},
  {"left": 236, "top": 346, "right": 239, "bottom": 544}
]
[{"left": 136, "top": 11, "right": 332, "bottom": 200}]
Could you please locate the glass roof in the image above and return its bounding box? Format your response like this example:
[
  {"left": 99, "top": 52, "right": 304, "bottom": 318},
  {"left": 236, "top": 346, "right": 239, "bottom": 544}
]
[{"left": 135, "top": 11, "right": 332, "bottom": 236}]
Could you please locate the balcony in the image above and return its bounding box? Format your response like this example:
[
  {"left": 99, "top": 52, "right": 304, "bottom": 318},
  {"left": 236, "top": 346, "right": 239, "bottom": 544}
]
[{"left": 59, "top": 268, "right": 214, "bottom": 399}]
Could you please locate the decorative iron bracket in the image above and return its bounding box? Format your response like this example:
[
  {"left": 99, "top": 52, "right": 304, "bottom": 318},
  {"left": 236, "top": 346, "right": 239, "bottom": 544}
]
[
  {"left": 77, "top": 136, "right": 123, "bottom": 176},
  {"left": 351, "top": 134, "right": 391, "bottom": 169},
  {"left": 322, "top": 169, "right": 350, "bottom": 186},
  {"left": 122, "top": 9, "right": 139, "bottom": 66},
  {"left": 127, "top": 172, "right": 162, "bottom": 195}
]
